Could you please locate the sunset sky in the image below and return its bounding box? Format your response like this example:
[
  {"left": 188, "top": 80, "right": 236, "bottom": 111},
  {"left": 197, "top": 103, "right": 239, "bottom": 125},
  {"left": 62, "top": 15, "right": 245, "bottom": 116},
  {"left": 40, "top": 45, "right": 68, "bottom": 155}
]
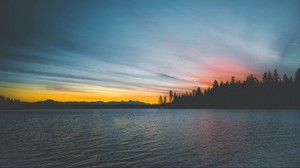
[{"left": 1, "top": 0, "right": 300, "bottom": 103}]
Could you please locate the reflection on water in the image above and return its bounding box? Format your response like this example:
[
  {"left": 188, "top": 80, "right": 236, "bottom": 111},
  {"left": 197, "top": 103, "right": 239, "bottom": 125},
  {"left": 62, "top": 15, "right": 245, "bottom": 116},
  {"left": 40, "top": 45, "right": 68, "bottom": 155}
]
[{"left": 0, "top": 109, "right": 300, "bottom": 167}]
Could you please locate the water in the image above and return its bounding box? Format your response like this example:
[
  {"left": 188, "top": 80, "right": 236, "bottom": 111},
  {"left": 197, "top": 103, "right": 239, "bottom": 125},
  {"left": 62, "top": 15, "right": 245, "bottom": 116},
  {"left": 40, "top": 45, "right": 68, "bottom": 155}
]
[{"left": 0, "top": 109, "right": 300, "bottom": 167}]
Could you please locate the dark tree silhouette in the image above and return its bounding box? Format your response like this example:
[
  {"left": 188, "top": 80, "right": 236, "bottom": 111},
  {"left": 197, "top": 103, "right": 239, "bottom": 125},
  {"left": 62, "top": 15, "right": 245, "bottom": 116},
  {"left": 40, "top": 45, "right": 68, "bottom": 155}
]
[
  {"left": 267, "top": 71, "right": 273, "bottom": 83},
  {"left": 158, "top": 96, "right": 163, "bottom": 104},
  {"left": 160, "top": 68, "right": 300, "bottom": 109},
  {"left": 169, "top": 90, "right": 174, "bottom": 103},
  {"left": 262, "top": 72, "right": 268, "bottom": 84},
  {"left": 196, "top": 87, "right": 203, "bottom": 97},
  {"left": 163, "top": 96, "right": 167, "bottom": 104},
  {"left": 213, "top": 80, "right": 219, "bottom": 88},
  {"left": 273, "top": 69, "right": 280, "bottom": 83},
  {"left": 0, "top": 96, "right": 21, "bottom": 109}
]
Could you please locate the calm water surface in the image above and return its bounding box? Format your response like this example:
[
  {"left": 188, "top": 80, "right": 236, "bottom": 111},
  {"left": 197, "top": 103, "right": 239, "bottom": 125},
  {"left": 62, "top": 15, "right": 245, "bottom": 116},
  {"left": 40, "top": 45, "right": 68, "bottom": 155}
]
[{"left": 0, "top": 109, "right": 300, "bottom": 167}]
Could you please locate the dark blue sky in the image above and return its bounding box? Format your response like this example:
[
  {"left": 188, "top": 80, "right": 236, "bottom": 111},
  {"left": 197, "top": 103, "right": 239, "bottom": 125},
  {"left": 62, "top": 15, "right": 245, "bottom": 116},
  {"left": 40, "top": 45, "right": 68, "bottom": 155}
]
[{"left": 1, "top": 0, "right": 300, "bottom": 102}]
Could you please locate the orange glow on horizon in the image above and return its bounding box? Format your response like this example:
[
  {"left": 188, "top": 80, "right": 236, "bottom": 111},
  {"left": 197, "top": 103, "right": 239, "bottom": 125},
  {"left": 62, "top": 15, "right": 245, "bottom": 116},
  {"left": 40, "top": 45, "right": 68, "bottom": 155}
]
[
  {"left": 0, "top": 85, "right": 160, "bottom": 104},
  {"left": 0, "top": 58, "right": 261, "bottom": 104}
]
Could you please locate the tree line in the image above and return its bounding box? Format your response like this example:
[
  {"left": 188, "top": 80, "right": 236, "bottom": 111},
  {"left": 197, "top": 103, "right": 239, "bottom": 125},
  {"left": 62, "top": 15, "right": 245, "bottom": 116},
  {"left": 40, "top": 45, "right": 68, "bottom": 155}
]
[
  {"left": 0, "top": 96, "right": 21, "bottom": 109},
  {"left": 159, "top": 68, "right": 300, "bottom": 108}
]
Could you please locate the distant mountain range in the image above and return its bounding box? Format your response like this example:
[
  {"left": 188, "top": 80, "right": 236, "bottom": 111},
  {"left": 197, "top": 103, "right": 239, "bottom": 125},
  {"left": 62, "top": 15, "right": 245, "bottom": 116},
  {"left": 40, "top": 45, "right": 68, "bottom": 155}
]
[
  {"left": 36, "top": 99, "right": 148, "bottom": 105},
  {"left": 0, "top": 96, "right": 156, "bottom": 109},
  {"left": 35, "top": 99, "right": 149, "bottom": 105}
]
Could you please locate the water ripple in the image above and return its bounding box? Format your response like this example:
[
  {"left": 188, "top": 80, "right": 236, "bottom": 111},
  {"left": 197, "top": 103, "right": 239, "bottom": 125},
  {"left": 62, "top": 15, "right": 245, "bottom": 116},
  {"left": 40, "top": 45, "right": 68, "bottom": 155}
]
[{"left": 0, "top": 109, "right": 300, "bottom": 167}]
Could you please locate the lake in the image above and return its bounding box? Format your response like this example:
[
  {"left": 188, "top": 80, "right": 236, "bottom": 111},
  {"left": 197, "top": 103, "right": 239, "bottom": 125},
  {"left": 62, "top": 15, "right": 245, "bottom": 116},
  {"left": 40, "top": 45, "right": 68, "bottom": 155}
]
[{"left": 0, "top": 109, "right": 300, "bottom": 167}]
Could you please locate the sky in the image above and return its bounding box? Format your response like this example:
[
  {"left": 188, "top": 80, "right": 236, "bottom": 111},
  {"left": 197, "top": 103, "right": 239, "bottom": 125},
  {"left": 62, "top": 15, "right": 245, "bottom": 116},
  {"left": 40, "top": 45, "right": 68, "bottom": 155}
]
[{"left": 0, "top": 0, "right": 300, "bottom": 103}]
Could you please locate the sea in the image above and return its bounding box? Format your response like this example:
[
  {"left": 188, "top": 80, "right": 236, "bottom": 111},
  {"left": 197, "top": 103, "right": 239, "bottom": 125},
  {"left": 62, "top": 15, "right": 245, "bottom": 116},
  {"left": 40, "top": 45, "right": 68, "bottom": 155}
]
[{"left": 0, "top": 109, "right": 299, "bottom": 167}]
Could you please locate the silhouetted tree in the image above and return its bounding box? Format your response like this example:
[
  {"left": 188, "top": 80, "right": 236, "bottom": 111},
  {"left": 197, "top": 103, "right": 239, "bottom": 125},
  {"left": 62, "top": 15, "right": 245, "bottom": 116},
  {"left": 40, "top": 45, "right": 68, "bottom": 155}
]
[
  {"left": 169, "top": 90, "right": 174, "bottom": 103},
  {"left": 163, "top": 96, "right": 167, "bottom": 104},
  {"left": 262, "top": 72, "right": 268, "bottom": 84},
  {"left": 173, "top": 91, "right": 179, "bottom": 102},
  {"left": 245, "top": 74, "right": 258, "bottom": 85},
  {"left": 213, "top": 80, "right": 219, "bottom": 88},
  {"left": 196, "top": 87, "right": 203, "bottom": 97},
  {"left": 158, "top": 96, "right": 163, "bottom": 104},
  {"left": 267, "top": 71, "right": 273, "bottom": 83},
  {"left": 283, "top": 74, "right": 289, "bottom": 84},
  {"left": 159, "top": 68, "right": 300, "bottom": 109},
  {"left": 0, "top": 96, "right": 21, "bottom": 109},
  {"left": 273, "top": 69, "right": 280, "bottom": 84},
  {"left": 230, "top": 76, "right": 235, "bottom": 84}
]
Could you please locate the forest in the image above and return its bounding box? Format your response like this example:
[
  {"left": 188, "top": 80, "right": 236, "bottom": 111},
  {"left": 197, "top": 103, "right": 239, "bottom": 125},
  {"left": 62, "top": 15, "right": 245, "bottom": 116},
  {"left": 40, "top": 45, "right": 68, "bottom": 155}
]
[{"left": 159, "top": 69, "right": 300, "bottom": 108}]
